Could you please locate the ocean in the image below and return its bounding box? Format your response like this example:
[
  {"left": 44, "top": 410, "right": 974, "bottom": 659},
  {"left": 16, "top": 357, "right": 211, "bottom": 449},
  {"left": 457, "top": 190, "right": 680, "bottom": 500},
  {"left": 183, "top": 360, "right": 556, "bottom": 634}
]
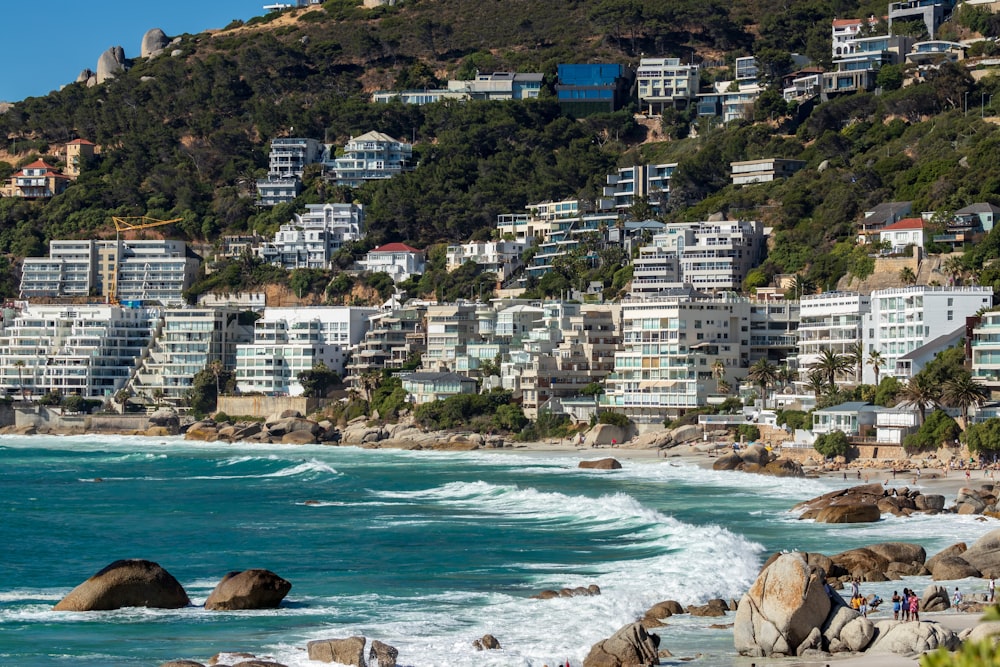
[{"left": 0, "top": 434, "right": 995, "bottom": 667}]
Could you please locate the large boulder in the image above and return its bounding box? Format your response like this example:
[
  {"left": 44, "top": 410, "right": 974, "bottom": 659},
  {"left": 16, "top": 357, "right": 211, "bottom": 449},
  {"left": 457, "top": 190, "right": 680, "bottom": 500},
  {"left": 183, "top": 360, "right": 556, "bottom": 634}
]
[
  {"left": 822, "top": 604, "right": 860, "bottom": 652},
  {"left": 740, "top": 443, "right": 774, "bottom": 466},
  {"left": 670, "top": 424, "right": 702, "bottom": 444},
  {"left": 141, "top": 28, "right": 171, "bottom": 58},
  {"left": 579, "top": 458, "right": 622, "bottom": 470},
  {"left": 267, "top": 418, "right": 320, "bottom": 438},
  {"left": 148, "top": 408, "right": 180, "bottom": 433},
  {"left": 959, "top": 528, "right": 1000, "bottom": 577},
  {"left": 831, "top": 547, "right": 889, "bottom": 576},
  {"left": 965, "top": 621, "right": 1000, "bottom": 644},
  {"left": 815, "top": 504, "right": 881, "bottom": 524},
  {"left": 838, "top": 616, "right": 876, "bottom": 652},
  {"left": 307, "top": 637, "right": 366, "bottom": 665},
  {"left": 368, "top": 640, "right": 398, "bottom": 666},
  {"left": 867, "top": 621, "right": 960, "bottom": 655},
  {"left": 645, "top": 600, "right": 684, "bottom": 620},
  {"left": 920, "top": 584, "right": 951, "bottom": 612},
  {"left": 926, "top": 543, "right": 968, "bottom": 573},
  {"left": 281, "top": 430, "right": 318, "bottom": 445},
  {"left": 866, "top": 542, "right": 926, "bottom": 566},
  {"left": 54, "top": 559, "right": 189, "bottom": 611},
  {"left": 760, "top": 458, "right": 805, "bottom": 477},
  {"left": 204, "top": 569, "right": 291, "bottom": 611},
  {"left": 734, "top": 553, "right": 831, "bottom": 657},
  {"left": 583, "top": 621, "right": 660, "bottom": 667},
  {"left": 712, "top": 453, "right": 744, "bottom": 471},
  {"left": 584, "top": 424, "right": 625, "bottom": 448},
  {"left": 930, "top": 556, "right": 981, "bottom": 581},
  {"left": 96, "top": 46, "right": 127, "bottom": 84},
  {"left": 915, "top": 494, "right": 946, "bottom": 511}
]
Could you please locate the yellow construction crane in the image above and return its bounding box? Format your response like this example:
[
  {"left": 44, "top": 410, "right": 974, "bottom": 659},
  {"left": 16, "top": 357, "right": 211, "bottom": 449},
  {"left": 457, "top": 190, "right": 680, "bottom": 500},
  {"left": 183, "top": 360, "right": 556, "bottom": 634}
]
[{"left": 108, "top": 216, "right": 182, "bottom": 305}]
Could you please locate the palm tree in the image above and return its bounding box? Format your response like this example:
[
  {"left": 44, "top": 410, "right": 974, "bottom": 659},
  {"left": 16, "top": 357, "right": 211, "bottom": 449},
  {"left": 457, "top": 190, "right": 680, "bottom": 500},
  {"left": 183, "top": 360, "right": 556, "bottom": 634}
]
[
  {"left": 942, "top": 372, "right": 989, "bottom": 428},
  {"left": 208, "top": 359, "right": 224, "bottom": 400},
  {"left": 747, "top": 359, "right": 780, "bottom": 408},
  {"left": 899, "top": 266, "right": 917, "bottom": 286},
  {"left": 811, "top": 348, "right": 853, "bottom": 389},
  {"left": 942, "top": 255, "right": 965, "bottom": 286},
  {"left": 806, "top": 370, "right": 828, "bottom": 399},
  {"left": 846, "top": 340, "right": 864, "bottom": 383},
  {"left": 711, "top": 359, "right": 726, "bottom": 393},
  {"left": 898, "top": 375, "right": 942, "bottom": 425},
  {"left": 790, "top": 274, "right": 816, "bottom": 299},
  {"left": 13, "top": 360, "right": 25, "bottom": 403},
  {"left": 867, "top": 349, "right": 885, "bottom": 387},
  {"left": 717, "top": 379, "right": 732, "bottom": 395}
]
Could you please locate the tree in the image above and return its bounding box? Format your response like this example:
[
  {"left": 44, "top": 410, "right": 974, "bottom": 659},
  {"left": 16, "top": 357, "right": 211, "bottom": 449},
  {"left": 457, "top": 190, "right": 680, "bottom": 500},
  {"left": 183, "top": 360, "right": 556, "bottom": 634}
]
[
  {"left": 867, "top": 349, "right": 885, "bottom": 387},
  {"left": 964, "top": 418, "right": 1000, "bottom": 454},
  {"left": 747, "top": 358, "right": 779, "bottom": 408},
  {"left": 298, "top": 362, "right": 341, "bottom": 398},
  {"left": 806, "top": 370, "right": 828, "bottom": 399},
  {"left": 814, "top": 430, "right": 850, "bottom": 458},
  {"left": 13, "top": 359, "right": 25, "bottom": 402},
  {"left": 876, "top": 64, "right": 904, "bottom": 91},
  {"left": 942, "top": 372, "right": 989, "bottom": 428},
  {"left": 208, "top": 359, "right": 224, "bottom": 400},
  {"left": 811, "top": 348, "right": 852, "bottom": 388},
  {"left": 846, "top": 340, "right": 864, "bottom": 383},
  {"left": 898, "top": 374, "right": 942, "bottom": 424},
  {"left": 712, "top": 359, "right": 726, "bottom": 393},
  {"left": 903, "top": 409, "right": 960, "bottom": 451},
  {"left": 942, "top": 255, "right": 965, "bottom": 286},
  {"left": 899, "top": 266, "right": 917, "bottom": 285}
]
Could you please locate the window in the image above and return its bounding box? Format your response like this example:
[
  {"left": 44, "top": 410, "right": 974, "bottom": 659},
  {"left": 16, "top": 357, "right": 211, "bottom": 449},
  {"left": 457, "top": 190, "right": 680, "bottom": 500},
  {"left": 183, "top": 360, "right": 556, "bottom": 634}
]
[{"left": 947, "top": 311, "right": 953, "bottom": 321}]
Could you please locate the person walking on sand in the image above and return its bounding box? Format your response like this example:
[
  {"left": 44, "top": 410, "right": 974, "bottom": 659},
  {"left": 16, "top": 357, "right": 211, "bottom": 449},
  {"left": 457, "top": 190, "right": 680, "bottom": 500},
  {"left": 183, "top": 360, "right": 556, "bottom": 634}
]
[
  {"left": 892, "top": 591, "right": 901, "bottom": 620},
  {"left": 953, "top": 587, "right": 963, "bottom": 605},
  {"left": 851, "top": 578, "right": 860, "bottom": 597}
]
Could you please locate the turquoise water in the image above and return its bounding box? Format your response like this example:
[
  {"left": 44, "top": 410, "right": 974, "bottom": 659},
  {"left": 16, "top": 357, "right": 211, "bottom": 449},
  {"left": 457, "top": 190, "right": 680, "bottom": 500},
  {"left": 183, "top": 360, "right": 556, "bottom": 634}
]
[{"left": 0, "top": 435, "right": 995, "bottom": 666}]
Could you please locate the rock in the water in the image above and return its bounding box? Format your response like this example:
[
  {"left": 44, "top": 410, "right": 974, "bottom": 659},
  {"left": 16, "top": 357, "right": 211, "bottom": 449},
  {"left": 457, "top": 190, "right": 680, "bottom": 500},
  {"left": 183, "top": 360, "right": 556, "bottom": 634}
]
[
  {"left": 733, "top": 553, "right": 831, "bottom": 657},
  {"left": 368, "top": 639, "right": 398, "bottom": 666},
  {"left": 926, "top": 543, "right": 968, "bottom": 573},
  {"left": 866, "top": 542, "right": 926, "bottom": 565},
  {"left": 472, "top": 634, "right": 501, "bottom": 650},
  {"left": 96, "top": 46, "right": 126, "bottom": 84},
  {"left": 930, "top": 556, "right": 980, "bottom": 581},
  {"left": 204, "top": 569, "right": 291, "bottom": 611},
  {"left": 159, "top": 662, "right": 206, "bottom": 667},
  {"left": 578, "top": 458, "right": 622, "bottom": 470},
  {"left": 867, "top": 620, "right": 959, "bottom": 654},
  {"left": 54, "top": 559, "right": 189, "bottom": 611},
  {"left": 583, "top": 621, "right": 660, "bottom": 667},
  {"left": 959, "top": 528, "right": 1000, "bottom": 577},
  {"left": 815, "top": 504, "right": 881, "bottom": 524},
  {"left": 306, "top": 637, "right": 366, "bottom": 665},
  {"left": 712, "top": 453, "right": 743, "bottom": 471},
  {"left": 141, "top": 28, "right": 170, "bottom": 58},
  {"left": 688, "top": 599, "right": 729, "bottom": 617},
  {"left": 760, "top": 458, "right": 805, "bottom": 477},
  {"left": 645, "top": 600, "right": 684, "bottom": 619}
]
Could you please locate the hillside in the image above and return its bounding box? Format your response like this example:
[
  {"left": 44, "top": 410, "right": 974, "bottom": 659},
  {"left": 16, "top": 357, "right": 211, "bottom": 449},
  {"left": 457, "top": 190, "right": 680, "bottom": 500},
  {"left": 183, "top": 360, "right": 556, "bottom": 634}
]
[{"left": 1, "top": 0, "right": 1000, "bottom": 298}]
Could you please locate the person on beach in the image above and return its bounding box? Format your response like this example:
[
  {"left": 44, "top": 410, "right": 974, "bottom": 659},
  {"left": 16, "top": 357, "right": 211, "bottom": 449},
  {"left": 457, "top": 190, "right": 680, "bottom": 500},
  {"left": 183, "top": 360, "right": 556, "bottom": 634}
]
[
  {"left": 892, "top": 591, "right": 901, "bottom": 620},
  {"left": 901, "top": 589, "right": 910, "bottom": 621},
  {"left": 953, "top": 588, "right": 963, "bottom": 604},
  {"left": 859, "top": 596, "right": 868, "bottom": 617},
  {"left": 989, "top": 577, "right": 995, "bottom": 603},
  {"left": 909, "top": 592, "right": 919, "bottom": 621}
]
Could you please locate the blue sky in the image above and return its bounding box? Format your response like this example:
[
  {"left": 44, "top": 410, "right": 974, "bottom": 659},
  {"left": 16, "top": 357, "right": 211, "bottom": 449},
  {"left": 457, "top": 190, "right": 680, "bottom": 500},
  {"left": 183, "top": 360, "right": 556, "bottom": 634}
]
[{"left": 0, "top": 1, "right": 262, "bottom": 102}]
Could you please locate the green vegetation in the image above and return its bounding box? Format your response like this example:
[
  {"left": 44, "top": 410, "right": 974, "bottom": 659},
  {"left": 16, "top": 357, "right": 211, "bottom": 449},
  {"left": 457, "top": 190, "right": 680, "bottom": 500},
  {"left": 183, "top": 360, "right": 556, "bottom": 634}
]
[
  {"left": 413, "top": 390, "right": 527, "bottom": 433},
  {"left": 902, "top": 409, "right": 961, "bottom": 452},
  {"left": 297, "top": 363, "right": 341, "bottom": 398},
  {"left": 735, "top": 424, "right": 761, "bottom": 442},
  {"left": 814, "top": 430, "right": 850, "bottom": 458},
  {"left": 963, "top": 418, "right": 1000, "bottom": 454},
  {"left": 776, "top": 409, "right": 809, "bottom": 431},
  {"left": 597, "top": 411, "right": 631, "bottom": 428}
]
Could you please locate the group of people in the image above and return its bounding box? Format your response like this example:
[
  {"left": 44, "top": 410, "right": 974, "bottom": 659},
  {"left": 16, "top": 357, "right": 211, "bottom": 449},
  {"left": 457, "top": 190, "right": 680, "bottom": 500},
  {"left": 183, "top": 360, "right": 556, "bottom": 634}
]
[
  {"left": 848, "top": 578, "right": 882, "bottom": 618},
  {"left": 891, "top": 589, "right": 921, "bottom": 622}
]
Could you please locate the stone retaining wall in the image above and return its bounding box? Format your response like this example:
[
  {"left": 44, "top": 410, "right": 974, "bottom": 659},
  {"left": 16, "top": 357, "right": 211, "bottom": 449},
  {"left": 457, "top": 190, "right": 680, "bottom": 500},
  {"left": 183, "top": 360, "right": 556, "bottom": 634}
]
[{"left": 217, "top": 396, "right": 331, "bottom": 419}]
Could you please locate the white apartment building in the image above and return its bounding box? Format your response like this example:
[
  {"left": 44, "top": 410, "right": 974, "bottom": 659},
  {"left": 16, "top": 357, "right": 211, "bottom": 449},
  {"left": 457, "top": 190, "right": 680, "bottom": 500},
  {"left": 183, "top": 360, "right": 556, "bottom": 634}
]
[
  {"left": 604, "top": 163, "right": 675, "bottom": 213},
  {"left": 603, "top": 295, "right": 747, "bottom": 422},
  {"left": 256, "top": 137, "right": 324, "bottom": 206},
  {"left": 877, "top": 217, "right": 924, "bottom": 253},
  {"left": 21, "top": 239, "right": 199, "bottom": 305},
  {"left": 359, "top": 243, "right": 426, "bottom": 282},
  {"left": 864, "top": 286, "right": 993, "bottom": 384},
  {"left": 423, "top": 302, "right": 480, "bottom": 371},
  {"left": 130, "top": 308, "right": 253, "bottom": 404},
  {"left": 445, "top": 240, "right": 527, "bottom": 281},
  {"left": 832, "top": 17, "right": 880, "bottom": 59},
  {"left": 235, "top": 307, "right": 375, "bottom": 395},
  {"left": 731, "top": 159, "right": 807, "bottom": 185},
  {"left": 797, "top": 291, "right": 871, "bottom": 382},
  {"left": 258, "top": 203, "right": 364, "bottom": 270},
  {"left": 971, "top": 309, "right": 1000, "bottom": 392},
  {"left": 636, "top": 57, "right": 699, "bottom": 114},
  {"left": 630, "top": 220, "right": 766, "bottom": 294},
  {"left": 0, "top": 304, "right": 160, "bottom": 401},
  {"left": 325, "top": 131, "right": 413, "bottom": 187}
]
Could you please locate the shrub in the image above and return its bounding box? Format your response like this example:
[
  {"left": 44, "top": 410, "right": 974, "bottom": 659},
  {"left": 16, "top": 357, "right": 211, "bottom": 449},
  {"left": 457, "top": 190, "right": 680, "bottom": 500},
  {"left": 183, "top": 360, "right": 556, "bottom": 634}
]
[
  {"left": 597, "top": 411, "right": 631, "bottom": 428},
  {"left": 735, "top": 424, "right": 761, "bottom": 442},
  {"left": 777, "top": 409, "right": 809, "bottom": 430},
  {"left": 903, "top": 409, "right": 959, "bottom": 452},
  {"left": 814, "top": 430, "right": 850, "bottom": 458}
]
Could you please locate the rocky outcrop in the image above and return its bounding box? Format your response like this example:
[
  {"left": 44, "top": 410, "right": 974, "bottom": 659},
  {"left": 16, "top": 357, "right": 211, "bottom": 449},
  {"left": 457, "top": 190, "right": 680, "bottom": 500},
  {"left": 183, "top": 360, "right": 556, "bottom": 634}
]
[
  {"left": 141, "top": 28, "right": 170, "bottom": 58},
  {"left": 96, "top": 46, "right": 127, "bottom": 84},
  {"left": 579, "top": 458, "right": 622, "bottom": 470},
  {"left": 159, "top": 661, "right": 206, "bottom": 667},
  {"left": 307, "top": 637, "right": 367, "bottom": 665},
  {"left": 815, "top": 504, "right": 881, "bottom": 523},
  {"left": 472, "top": 634, "right": 501, "bottom": 650},
  {"left": 793, "top": 483, "right": 975, "bottom": 522},
  {"left": 531, "top": 584, "right": 601, "bottom": 599},
  {"left": 866, "top": 620, "right": 960, "bottom": 654},
  {"left": 583, "top": 423, "right": 628, "bottom": 447},
  {"left": 959, "top": 528, "right": 1000, "bottom": 577},
  {"left": 931, "top": 556, "right": 981, "bottom": 580},
  {"left": 688, "top": 599, "right": 729, "bottom": 617},
  {"left": 920, "top": 584, "right": 951, "bottom": 612},
  {"left": 368, "top": 640, "right": 398, "bottom": 666},
  {"left": 204, "top": 569, "right": 291, "bottom": 611},
  {"left": 710, "top": 444, "right": 803, "bottom": 478},
  {"left": 148, "top": 408, "right": 180, "bottom": 434},
  {"left": 583, "top": 621, "right": 660, "bottom": 667},
  {"left": 734, "top": 553, "right": 832, "bottom": 657},
  {"left": 54, "top": 559, "right": 189, "bottom": 611}
]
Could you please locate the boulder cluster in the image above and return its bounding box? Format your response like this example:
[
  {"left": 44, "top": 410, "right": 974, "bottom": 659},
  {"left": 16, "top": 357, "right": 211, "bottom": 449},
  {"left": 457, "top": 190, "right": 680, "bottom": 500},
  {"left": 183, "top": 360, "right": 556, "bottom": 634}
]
[
  {"left": 532, "top": 584, "right": 602, "bottom": 599},
  {"left": 712, "top": 443, "right": 805, "bottom": 478},
  {"left": 184, "top": 410, "right": 338, "bottom": 445},
  {"left": 54, "top": 560, "right": 289, "bottom": 613},
  {"left": 794, "top": 482, "right": 1000, "bottom": 523},
  {"left": 734, "top": 552, "right": 962, "bottom": 658}
]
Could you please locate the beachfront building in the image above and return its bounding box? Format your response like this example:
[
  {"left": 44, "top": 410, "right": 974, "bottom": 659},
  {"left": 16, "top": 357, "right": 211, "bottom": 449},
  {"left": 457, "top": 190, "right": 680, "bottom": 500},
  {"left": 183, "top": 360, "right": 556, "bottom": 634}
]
[
  {"left": 324, "top": 131, "right": 413, "bottom": 187},
  {"left": 257, "top": 203, "right": 364, "bottom": 270},
  {"left": 972, "top": 309, "right": 1000, "bottom": 394},
  {"left": 858, "top": 201, "right": 914, "bottom": 238},
  {"left": 359, "top": 243, "right": 426, "bottom": 282},
  {"left": 234, "top": 306, "right": 376, "bottom": 395},
  {"left": 635, "top": 58, "right": 698, "bottom": 114},
  {"left": 797, "top": 292, "right": 871, "bottom": 385},
  {"left": 812, "top": 401, "right": 880, "bottom": 436},
  {"left": 344, "top": 304, "right": 427, "bottom": 382},
  {"left": 20, "top": 240, "right": 97, "bottom": 298},
  {"left": 400, "top": 371, "right": 478, "bottom": 405},
  {"left": 0, "top": 304, "right": 160, "bottom": 401},
  {"left": 630, "top": 220, "right": 767, "bottom": 295},
  {"left": 129, "top": 308, "right": 254, "bottom": 405},
  {"left": 423, "top": 302, "right": 481, "bottom": 372},
  {"left": 863, "top": 286, "right": 993, "bottom": 384}
]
